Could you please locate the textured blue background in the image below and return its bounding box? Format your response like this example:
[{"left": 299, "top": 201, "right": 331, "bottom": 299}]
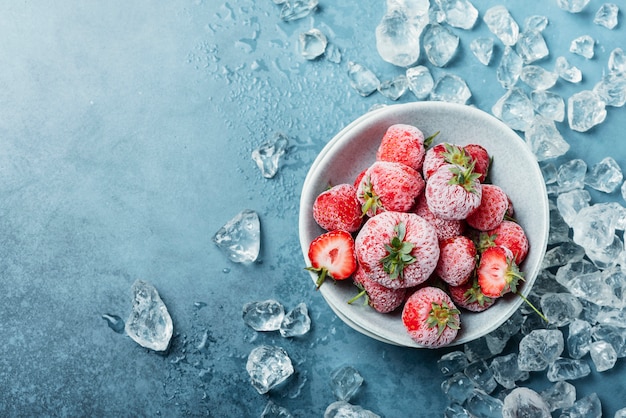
[{"left": 0, "top": 0, "right": 624, "bottom": 416}]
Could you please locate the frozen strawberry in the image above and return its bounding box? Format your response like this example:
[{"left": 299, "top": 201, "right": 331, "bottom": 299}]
[
  {"left": 422, "top": 142, "right": 473, "bottom": 180},
  {"left": 376, "top": 124, "right": 432, "bottom": 172},
  {"left": 464, "top": 143, "right": 490, "bottom": 182},
  {"left": 413, "top": 197, "right": 466, "bottom": 241},
  {"left": 356, "top": 161, "right": 425, "bottom": 217},
  {"left": 402, "top": 286, "right": 460, "bottom": 348},
  {"left": 435, "top": 236, "right": 477, "bottom": 286},
  {"left": 480, "top": 220, "right": 529, "bottom": 265},
  {"left": 465, "top": 184, "right": 509, "bottom": 231},
  {"left": 425, "top": 163, "right": 482, "bottom": 221},
  {"left": 476, "top": 246, "right": 524, "bottom": 298},
  {"left": 306, "top": 230, "right": 357, "bottom": 289},
  {"left": 353, "top": 168, "right": 367, "bottom": 189},
  {"left": 313, "top": 184, "right": 363, "bottom": 233},
  {"left": 448, "top": 277, "right": 495, "bottom": 312},
  {"left": 349, "top": 265, "right": 407, "bottom": 313},
  {"left": 355, "top": 211, "right": 439, "bottom": 289}
]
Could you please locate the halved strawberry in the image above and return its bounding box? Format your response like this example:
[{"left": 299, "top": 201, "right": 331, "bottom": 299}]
[
  {"left": 476, "top": 246, "right": 524, "bottom": 298},
  {"left": 306, "top": 230, "right": 357, "bottom": 289}
]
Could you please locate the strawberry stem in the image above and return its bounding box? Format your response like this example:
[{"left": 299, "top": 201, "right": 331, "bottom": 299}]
[
  {"left": 347, "top": 289, "right": 368, "bottom": 305},
  {"left": 516, "top": 291, "right": 548, "bottom": 323}
]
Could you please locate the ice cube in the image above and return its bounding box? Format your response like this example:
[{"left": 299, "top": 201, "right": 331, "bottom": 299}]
[
  {"left": 520, "top": 66, "right": 558, "bottom": 90},
  {"left": 540, "top": 381, "right": 576, "bottom": 412},
  {"left": 585, "top": 157, "right": 623, "bottom": 193},
  {"left": 502, "top": 387, "right": 551, "bottom": 418},
  {"left": 557, "top": 0, "right": 591, "bottom": 13},
  {"left": 330, "top": 366, "right": 364, "bottom": 401},
  {"left": 470, "top": 37, "right": 494, "bottom": 65},
  {"left": 441, "top": 372, "right": 476, "bottom": 403},
  {"left": 546, "top": 357, "right": 591, "bottom": 381},
  {"left": 567, "top": 90, "right": 607, "bottom": 132},
  {"left": 279, "top": 0, "right": 318, "bottom": 21},
  {"left": 436, "top": 0, "right": 478, "bottom": 29},
  {"left": 570, "top": 35, "right": 595, "bottom": 59},
  {"left": 279, "top": 302, "right": 311, "bottom": 337},
  {"left": 556, "top": 189, "right": 591, "bottom": 225},
  {"left": 347, "top": 62, "right": 380, "bottom": 96},
  {"left": 561, "top": 393, "right": 602, "bottom": 418},
  {"left": 518, "top": 329, "right": 564, "bottom": 371},
  {"left": 492, "top": 87, "right": 534, "bottom": 132},
  {"left": 325, "top": 43, "right": 342, "bottom": 64},
  {"left": 540, "top": 293, "right": 583, "bottom": 327},
  {"left": 213, "top": 209, "right": 261, "bottom": 264},
  {"left": 261, "top": 401, "right": 294, "bottom": 418},
  {"left": 548, "top": 205, "right": 572, "bottom": 246},
  {"left": 378, "top": 74, "right": 409, "bottom": 100},
  {"left": 555, "top": 56, "right": 582, "bottom": 83},
  {"left": 124, "top": 279, "right": 173, "bottom": 352},
  {"left": 464, "top": 360, "right": 497, "bottom": 394},
  {"left": 572, "top": 202, "right": 622, "bottom": 250},
  {"left": 243, "top": 300, "right": 285, "bottom": 331},
  {"left": 429, "top": 73, "right": 471, "bottom": 104},
  {"left": 246, "top": 345, "right": 294, "bottom": 394},
  {"left": 422, "top": 24, "right": 460, "bottom": 67},
  {"left": 609, "top": 47, "right": 626, "bottom": 74},
  {"left": 567, "top": 319, "right": 593, "bottom": 359},
  {"left": 406, "top": 65, "right": 434, "bottom": 99},
  {"left": 299, "top": 28, "right": 327, "bottom": 60},
  {"left": 483, "top": 5, "right": 519, "bottom": 46},
  {"left": 324, "top": 401, "right": 380, "bottom": 418},
  {"left": 489, "top": 353, "right": 529, "bottom": 389},
  {"left": 531, "top": 90, "right": 565, "bottom": 122},
  {"left": 524, "top": 15, "right": 549, "bottom": 32},
  {"left": 589, "top": 340, "right": 618, "bottom": 371},
  {"left": 252, "top": 134, "right": 289, "bottom": 179},
  {"left": 586, "top": 234, "right": 624, "bottom": 269},
  {"left": 438, "top": 351, "right": 469, "bottom": 376},
  {"left": 444, "top": 403, "right": 472, "bottom": 418},
  {"left": 593, "top": 324, "right": 626, "bottom": 356},
  {"left": 593, "top": 72, "right": 626, "bottom": 107},
  {"left": 516, "top": 30, "right": 549, "bottom": 64},
  {"left": 464, "top": 389, "right": 503, "bottom": 418},
  {"left": 524, "top": 116, "right": 570, "bottom": 162},
  {"left": 496, "top": 46, "right": 523, "bottom": 89},
  {"left": 594, "top": 3, "right": 619, "bottom": 29},
  {"left": 375, "top": 9, "right": 422, "bottom": 67},
  {"left": 557, "top": 159, "right": 587, "bottom": 192}
]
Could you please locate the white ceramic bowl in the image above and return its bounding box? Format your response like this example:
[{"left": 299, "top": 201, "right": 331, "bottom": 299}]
[{"left": 299, "top": 102, "right": 549, "bottom": 348}]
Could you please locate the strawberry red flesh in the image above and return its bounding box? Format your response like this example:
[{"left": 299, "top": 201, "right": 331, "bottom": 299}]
[
  {"left": 307, "top": 230, "right": 357, "bottom": 289},
  {"left": 477, "top": 246, "right": 525, "bottom": 298}
]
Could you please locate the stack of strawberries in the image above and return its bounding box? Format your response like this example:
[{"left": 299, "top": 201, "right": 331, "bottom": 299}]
[{"left": 306, "top": 124, "right": 531, "bottom": 348}]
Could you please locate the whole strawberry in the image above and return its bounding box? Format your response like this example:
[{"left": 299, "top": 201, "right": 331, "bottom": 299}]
[
  {"left": 425, "top": 163, "right": 482, "bottom": 221},
  {"left": 448, "top": 277, "right": 495, "bottom": 312},
  {"left": 464, "top": 143, "right": 490, "bottom": 182},
  {"left": 413, "top": 197, "right": 466, "bottom": 241},
  {"left": 480, "top": 220, "right": 529, "bottom": 265},
  {"left": 356, "top": 161, "right": 425, "bottom": 217},
  {"left": 376, "top": 124, "right": 435, "bottom": 172},
  {"left": 313, "top": 184, "right": 363, "bottom": 233},
  {"left": 402, "top": 286, "right": 461, "bottom": 348},
  {"left": 435, "top": 235, "right": 477, "bottom": 287},
  {"left": 306, "top": 230, "right": 357, "bottom": 289},
  {"left": 476, "top": 246, "right": 524, "bottom": 298},
  {"left": 422, "top": 142, "right": 472, "bottom": 180},
  {"left": 355, "top": 211, "right": 439, "bottom": 289},
  {"left": 349, "top": 265, "right": 407, "bottom": 313},
  {"left": 465, "top": 184, "right": 509, "bottom": 231}
]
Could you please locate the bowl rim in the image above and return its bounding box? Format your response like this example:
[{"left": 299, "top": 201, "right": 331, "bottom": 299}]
[{"left": 299, "top": 102, "right": 550, "bottom": 348}]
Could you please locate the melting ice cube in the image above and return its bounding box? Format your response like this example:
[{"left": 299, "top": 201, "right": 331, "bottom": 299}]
[
  {"left": 483, "top": 5, "right": 519, "bottom": 46},
  {"left": 594, "top": 3, "right": 619, "bottom": 29},
  {"left": 124, "top": 279, "right": 173, "bottom": 352},
  {"left": 430, "top": 74, "right": 471, "bottom": 104},
  {"left": 243, "top": 299, "right": 285, "bottom": 331},
  {"left": 406, "top": 65, "right": 434, "bottom": 99},
  {"left": 557, "top": 0, "right": 591, "bottom": 13},
  {"left": 279, "top": 0, "right": 318, "bottom": 22},
  {"left": 324, "top": 401, "right": 379, "bottom": 418},
  {"left": 213, "top": 209, "right": 261, "bottom": 264},
  {"left": 375, "top": 9, "right": 423, "bottom": 68},
  {"left": 470, "top": 37, "right": 494, "bottom": 66},
  {"left": 252, "top": 134, "right": 289, "bottom": 179},
  {"left": 569, "top": 35, "right": 595, "bottom": 59},
  {"left": 299, "top": 28, "right": 327, "bottom": 60},
  {"left": 246, "top": 345, "right": 294, "bottom": 394},
  {"left": 567, "top": 90, "right": 607, "bottom": 132},
  {"left": 330, "top": 366, "right": 364, "bottom": 401},
  {"left": 555, "top": 56, "right": 582, "bottom": 83},
  {"left": 422, "top": 24, "right": 459, "bottom": 67},
  {"left": 347, "top": 62, "right": 380, "bottom": 96},
  {"left": 436, "top": 0, "right": 479, "bottom": 30},
  {"left": 279, "top": 302, "right": 311, "bottom": 337}
]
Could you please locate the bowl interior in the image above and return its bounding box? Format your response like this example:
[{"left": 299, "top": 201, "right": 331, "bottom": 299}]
[{"left": 299, "top": 102, "right": 549, "bottom": 348}]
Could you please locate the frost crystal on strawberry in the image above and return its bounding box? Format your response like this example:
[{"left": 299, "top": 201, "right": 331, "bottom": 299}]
[
  {"left": 466, "top": 184, "right": 510, "bottom": 231},
  {"left": 464, "top": 143, "right": 491, "bottom": 182},
  {"left": 356, "top": 161, "right": 425, "bottom": 217},
  {"left": 313, "top": 183, "right": 363, "bottom": 233},
  {"left": 481, "top": 220, "right": 530, "bottom": 265},
  {"left": 306, "top": 230, "right": 357, "bottom": 289},
  {"left": 349, "top": 266, "right": 407, "bottom": 313},
  {"left": 355, "top": 211, "right": 439, "bottom": 289},
  {"left": 436, "top": 235, "right": 477, "bottom": 287},
  {"left": 376, "top": 124, "right": 427, "bottom": 172},
  {"left": 476, "top": 246, "right": 525, "bottom": 298},
  {"left": 413, "top": 197, "right": 466, "bottom": 241},
  {"left": 425, "top": 163, "right": 482, "bottom": 221},
  {"left": 402, "top": 286, "right": 461, "bottom": 348}
]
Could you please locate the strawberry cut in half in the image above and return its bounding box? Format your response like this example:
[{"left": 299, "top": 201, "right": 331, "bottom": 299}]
[
  {"left": 476, "top": 246, "right": 524, "bottom": 298},
  {"left": 306, "top": 230, "right": 357, "bottom": 289}
]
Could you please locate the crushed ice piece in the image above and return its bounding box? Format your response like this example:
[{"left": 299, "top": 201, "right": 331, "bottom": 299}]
[
  {"left": 243, "top": 300, "right": 285, "bottom": 331},
  {"left": 557, "top": 159, "right": 587, "bottom": 192},
  {"left": 531, "top": 90, "right": 565, "bottom": 122},
  {"left": 516, "top": 30, "right": 549, "bottom": 64},
  {"left": 330, "top": 366, "right": 364, "bottom": 401},
  {"left": 246, "top": 345, "right": 294, "bottom": 394},
  {"left": 567, "top": 90, "right": 607, "bottom": 132},
  {"left": 540, "top": 381, "right": 576, "bottom": 412},
  {"left": 589, "top": 340, "right": 618, "bottom": 371},
  {"left": 548, "top": 205, "right": 572, "bottom": 245},
  {"left": 546, "top": 358, "right": 591, "bottom": 382},
  {"left": 464, "top": 389, "right": 503, "bottom": 418},
  {"left": 406, "top": 65, "right": 434, "bottom": 99},
  {"left": 444, "top": 403, "right": 472, "bottom": 417},
  {"left": 594, "top": 3, "right": 619, "bottom": 29},
  {"left": 489, "top": 354, "right": 529, "bottom": 389},
  {"left": 430, "top": 73, "right": 471, "bottom": 104},
  {"left": 561, "top": 393, "right": 602, "bottom": 418},
  {"left": 279, "top": 302, "right": 311, "bottom": 337},
  {"left": 464, "top": 337, "right": 493, "bottom": 362},
  {"left": 542, "top": 163, "right": 558, "bottom": 184},
  {"left": 568, "top": 319, "right": 593, "bottom": 359},
  {"left": 378, "top": 74, "right": 409, "bottom": 100},
  {"left": 422, "top": 24, "right": 459, "bottom": 67},
  {"left": 541, "top": 241, "right": 585, "bottom": 270},
  {"left": 556, "top": 189, "right": 590, "bottom": 225},
  {"left": 593, "top": 323, "right": 626, "bottom": 356},
  {"left": 102, "top": 313, "right": 125, "bottom": 334},
  {"left": 279, "top": 0, "right": 318, "bottom": 22},
  {"left": 517, "top": 329, "right": 564, "bottom": 371},
  {"left": 593, "top": 72, "right": 626, "bottom": 107},
  {"left": 609, "top": 47, "right": 626, "bottom": 73},
  {"left": 572, "top": 202, "right": 622, "bottom": 250},
  {"left": 496, "top": 47, "right": 523, "bottom": 89},
  {"left": 585, "top": 157, "right": 623, "bottom": 192},
  {"left": 464, "top": 360, "right": 497, "bottom": 394},
  {"left": 520, "top": 65, "right": 558, "bottom": 90},
  {"left": 524, "top": 15, "right": 549, "bottom": 32},
  {"left": 438, "top": 351, "right": 469, "bottom": 376},
  {"left": 492, "top": 87, "right": 534, "bottom": 132},
  {"left": 502, "top": 388, "right": 551, "bottom": 418},
  {"left": 124, "top": 279, "right": 173, "bottom": 352},
  {"left": 483, "top": 5, "right": 519, "bottom": 46},
  {"left": 252, "top": 134, "right": 289, "bottom": 179},
  {"left": 557, "top": 0, "right": 591, "bottom": 13},
  {"left": 213, "top": 209, "right": 261, "bottom": 264},
  {"left": 324, "top": 401, "right": 380, "bottom": 418},
  {"left": 441, "top": 372, "right": 476, "bottom": 404},
  {"left": 569, "top": 35, "right": 595, "bottom": 59},
  {"left": 524, "top": 116, "right": 569, "bottom": 161},
  {"left": 261, "top": 401, "right": 294, "bottom": 418},
  {"left": 556, "top": 260, "right": 623, "bottom": 307},
  {"left": 540, "top": 293, "right": 583, "bottom": 327},
  {"left": 436, "top": 0, "right": 478, "bottom": 29},
  {"left": 585, "top": 235, "right": 624, "bottom": 269},
  {"left": 375, "top": 9, "right": 422, "bottom": 67},
  {"left": 486, "top": 311, "right": 524, "bottom": 355},
  {"left": 617, "top": 408, "right": 626, "bottom": 418},
  {"left": 555, "top": 56, "right": 582, "bottom": 83},
  {"left": 325, "top": 43, "right": 342, "bottom": 64},
  {"left": 470, "top": 37, "right": 494, "bottom": 65},
  {"left": 347, "top": 62, "right": 380, "bottom": 96},
  {"left": 298, "top": 28, "right": 327, "bottom": 60}
]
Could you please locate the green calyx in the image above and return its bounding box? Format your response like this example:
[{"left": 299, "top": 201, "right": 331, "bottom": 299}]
[
  {"left": 423, "top": 131, "right": 440, "bottom": 149},
  {"left": 447, "top": 162, "right": 481, "bottom": 194},
  {"left": 463, "top": 280, "right": 494, "bottom": 307},
  {"left": 427, "top": 301, "right": 461, "bottom": 336},
  {"left": 381, "top": 222, "right": 416, "bottom": 280},
  {"left": 360, "top": 176, "right": 382, "bottom": 216}
]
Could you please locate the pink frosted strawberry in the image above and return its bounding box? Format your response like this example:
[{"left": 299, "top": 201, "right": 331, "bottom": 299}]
[
  {"left": 413, "top": 197, "right": 466, "bottom": 241},
  {"left": 465, "top": 184, "right": 509, "bottom": 231},
  {"left": 376, "top": 124, "right": 435, "bottom": 172},
  {"left": 480, "top": 220, "right": 529, "bottom": 265},
  {"left": 349, "top": 265, "right": 407, "bottom": 313},
  {"left": 464, "top": 143, "right": 490, "bottom": 182},
  {"left": 425, "top": 163, "right": 482, "bottom": 221},
  {"left": 402, "top": 286, "right": 460, "bottom": 348},
  {"left": 313, "top": 184, "right": 363, "bottom": 232},
  {"left": 422, "top": 142, "right": 472, "bottom": 180},
  {"left": 435, "top": 235, "right": 477, "bottom": 286},
  {"left": 356, "top": 161, "right": 425, "bottom": 217},
  {"left": 448, "top": 277, "right": 495, "bottom": 312},
  {"left": 476, "top": 246, "right": 524, "bottom": 298},
  {"left": 306, "top": 230, "right": 357, "bottom": 289},
  {"left": 355, "top": 211, "right": 439, "bottom": 289}
]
